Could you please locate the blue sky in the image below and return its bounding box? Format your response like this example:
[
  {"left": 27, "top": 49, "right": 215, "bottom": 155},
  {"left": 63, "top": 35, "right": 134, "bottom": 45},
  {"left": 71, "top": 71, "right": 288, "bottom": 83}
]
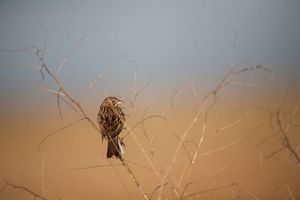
[{"left": 0, "top": 0, "right": 300, "bottom": 104}]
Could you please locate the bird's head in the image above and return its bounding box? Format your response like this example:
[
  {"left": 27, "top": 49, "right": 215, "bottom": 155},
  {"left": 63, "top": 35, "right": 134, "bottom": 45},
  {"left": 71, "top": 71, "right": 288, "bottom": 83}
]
[{"left": 103, "top": 96, "right": 123, "bottom": 107}]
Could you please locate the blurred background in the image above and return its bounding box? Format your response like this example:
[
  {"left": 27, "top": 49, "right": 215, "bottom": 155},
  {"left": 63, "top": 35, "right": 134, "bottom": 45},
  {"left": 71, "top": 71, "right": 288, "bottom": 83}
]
[{"left": 0, "top": 0, "right": 300, "bottom": 199}]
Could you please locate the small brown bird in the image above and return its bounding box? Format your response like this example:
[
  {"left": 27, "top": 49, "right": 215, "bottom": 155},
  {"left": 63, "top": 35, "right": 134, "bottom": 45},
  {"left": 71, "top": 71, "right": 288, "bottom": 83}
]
[{"left": 97, "top": 96, "right": 125, "bottom": 159}]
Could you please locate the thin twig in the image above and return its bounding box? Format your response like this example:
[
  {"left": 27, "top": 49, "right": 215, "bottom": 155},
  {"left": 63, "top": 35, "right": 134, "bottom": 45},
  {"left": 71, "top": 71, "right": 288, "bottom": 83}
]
[
  {"left": 57, "top": 88, "right": 63, "bottom": 120},
  {"left": 230, "top": 81, "right": 280, "bottom": 95},
  {"left": 41, "top": 153, "right": 47, "bottom": 197},
  {"left": 209, "top": 162, "right": 231, "bottom": 178},
  {"left": 181, "top": 183, "right": 238, "bottom": 199},
  {"left": 161, "top": 90, "right": 182, "bottom": 117},
  {"left": 0, "top": 63, "right": 40, "bottom": 70},
  {"left": 2, "top": 179, "right": 47, "bottom": 200},
  {"left": 106, "top": 159, "right": 134, "bottom": 199},
  {"left": 0, "top": 46, "right": 37, "bottom": 53},
  {"left": 285, "top": 184, "right": 295, "bottom": 200},
  {"left": 214, "top": 109, "right": 251, "bottom": 133},
  {"left": 188, "top": 80, "right": 199, "bottom": 99},
  {"left": 37, "top": 117, "right": 86, "bottom": 151},
  {"left": 122, "top": 159, "right": 149, "bottom": 200},
  {"left": 264, "top": 148, "right": 285, "bottom": 159},
  {"left": 80, "top": 55, "right": 127, "bottom": 103},
  {"left": 37, "top": 22, "right": 47, "bottom": 58},
  {"left": 201, "top": 120, "right": 265, "bottom": 157},
  {"left": 255, "top": 132, "right": 278, "bottom": 149},
  {"left": 276, "top": 111, "right": 300, "bottom": 166},
  {"left": 65, "top": 159, "right": 153, "bottom": 172},
  {"left": 56, "top": 35, "right": 87, "bottom": 75},
  {"left": 125, "top": 159, "right": 154, "bottom": 171},
  {"left": 122, "top": 115, "right": 167, "bottom": 139},
  {"left": 149, "top": 183, "right": 168, "bottom": 200},
  {"left": 65, "top": 164, "right": 123, "bottom": 171}
]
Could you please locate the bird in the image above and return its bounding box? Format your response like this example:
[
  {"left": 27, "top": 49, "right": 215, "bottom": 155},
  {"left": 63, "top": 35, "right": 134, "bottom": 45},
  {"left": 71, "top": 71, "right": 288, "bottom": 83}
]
[{"left": 97, "top": 96, "right": 125, "bottom": 159}]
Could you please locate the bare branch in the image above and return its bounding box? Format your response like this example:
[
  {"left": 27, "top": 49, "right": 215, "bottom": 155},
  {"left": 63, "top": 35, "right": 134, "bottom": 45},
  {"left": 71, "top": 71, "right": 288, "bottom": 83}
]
[
  {"left": 57, "top": 88, "right": 63, "bottom": 120},
  {"left": 37, "top": 117, "right": 86, "bottom": 151},
  {"left": 37, "top": 22, "right": 48, "bottom": 58},
  {"left": 276, "top": 111, "right": 300, "bottom": 166},
  {"left": 188, "top": 80, "right": 199, "bottom": 99},
  {"left": 41, "top": 153, "right": 47, "bottom": 197},
  {"left": 133, "top": 75, "right": 154, "bottom": 102},
  {"left": 66, "top": 159, "right": 153, "bottom": 172},
  {"left": 56, "top": 35, "right": 87, "bottom": 75},
  {"left": 201, "top": 120, "right": 265, "bottom": 157},
  {"left": 122, "top": 115, "right": 167, "bottom": 139},
  {"left": 34, "top": 50, "right": 100, "bottom": 132},
  {"left": 208, "top": 162, "right": 231, "bottom": 178},
  {"left": 161, "top": 90, "right": 183, "bottom": 117},
  {"left": 264, "top": 148, "right": 285, "bottom": 159},
  {"left": 2, "top": 179, "right": 47, "bottom": 200},
  {"left": 65, "top": 164, "right": 123, "bottom": 171},
  {"left": 285, "top": 184, "right": 295, "bottom": 200},
  {"left": 215, "top": 109, "right": 251, "bottom": 133},
  {"left": 255, "top": 132, "right": 278, "bottom": 149},
  {"left": 125, "top": 159, "right": 154, "bottom": 171},
  {"left": 0, "top": 63, "right": 40, "bottom": 70},
  {"left": 121, "top": 159, "right": 149, "bottom": 200},
  {"left": 132, "top": 59, "right": 138, "bottom": 98},
  {"left": 230, "top": 81, "right": 280, "bottom": 95},
  {"left": 149, "top": 183, "right": 168, "bottom": 200},
  {"left": 0, "top": 46, "right": 37, "bottom": 53},
  {"left": 181, "top": 183, "right": 238, "bottom": 199},
  {"left": 89, "top": 55, "right": 127, "bottom": 89},
  {"left": 157, "top": 64, "right": 273, "bottom": 199}
]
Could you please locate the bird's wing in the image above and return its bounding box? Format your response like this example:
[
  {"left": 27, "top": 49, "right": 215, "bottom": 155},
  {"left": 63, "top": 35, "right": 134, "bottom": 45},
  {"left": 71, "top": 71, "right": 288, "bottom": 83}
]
[{"left": 97, "top": 106, "right": 124, "bottom": 139}]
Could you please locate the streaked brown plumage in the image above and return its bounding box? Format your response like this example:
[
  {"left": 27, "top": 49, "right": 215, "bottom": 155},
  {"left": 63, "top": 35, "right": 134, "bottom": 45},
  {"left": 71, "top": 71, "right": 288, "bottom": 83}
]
[{"left": 97, "top": 96, "right": 125, "bottom": 159}]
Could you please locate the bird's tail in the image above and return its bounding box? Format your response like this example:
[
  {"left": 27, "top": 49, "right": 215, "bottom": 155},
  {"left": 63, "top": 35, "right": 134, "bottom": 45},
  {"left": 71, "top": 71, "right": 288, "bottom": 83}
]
[{"left": 107, "top": 137, "right": 124, "bottom": 159}]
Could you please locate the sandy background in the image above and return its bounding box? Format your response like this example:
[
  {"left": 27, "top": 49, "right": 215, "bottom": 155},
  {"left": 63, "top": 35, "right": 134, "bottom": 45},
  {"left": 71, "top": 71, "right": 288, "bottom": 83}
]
[{"left": 1, "top": 69, "right": 300, "bottom": 199}]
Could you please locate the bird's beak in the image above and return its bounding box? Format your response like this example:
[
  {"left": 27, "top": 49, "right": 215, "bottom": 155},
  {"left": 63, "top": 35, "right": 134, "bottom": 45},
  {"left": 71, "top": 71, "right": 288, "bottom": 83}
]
[{"left": 116, "top": 100, "right": 123, "bottom": 105}]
